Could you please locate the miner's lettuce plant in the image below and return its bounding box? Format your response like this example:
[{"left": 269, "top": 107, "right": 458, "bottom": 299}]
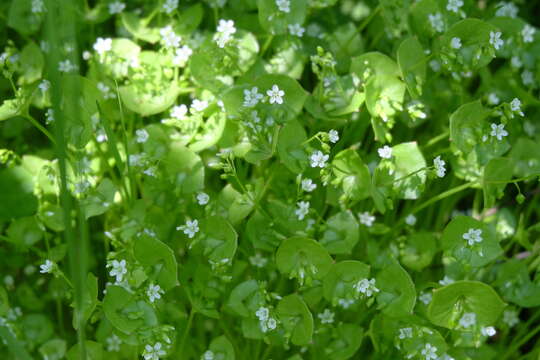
[{"left": 1, "top": 0, "right": 540, "bottom": 359}]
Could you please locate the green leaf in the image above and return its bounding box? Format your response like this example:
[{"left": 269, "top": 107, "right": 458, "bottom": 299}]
[
  {"left": 209, "top": 335, "right": 235, "bottom": 360},
  {"left": 0, "top": 164, "right": 38, "bottom": 221},
  {"left": 322, "top": 260, "right": 370, "bottom": 304},
  {"left": 72, "top": 273, "right": 98, "bottom": 330},
  {"left": 81, "top": 178, "right": 117, "bottom": 219},
  {"left": 200, "top": 216, "right": 238, "bottom": 263},
  {"left": 276, "top": 294, "right": 313, "bottom": 346},
  {"left": 441, "top": 216, "right": 503, "bottom": 267},
  {"left": 66, "top": 341, "right": 103, "bottom": 360},
  {"left": 119, "top": 82, "right": 181, "bottom": 117},
  {"left": 449, "top": 100, "right": 491, "bottom": 154},
  {"left": 253, "top": 74, "right": 308, "bottom": 122},
  {"left": 121, "top": 13, "right": 160, "bottom": 43},
  {"left": 18, "top": 41, "right": 44, "bottom": 84},
  {"left": 133, "top": 236, "right": 179, "bottom": 290},
  {"left": 257, "top": 0, "right": 307, "bottom": 35},
  {"left": 277, "top": 120, "right": 308, "bottom": 174},
  {"left": 331, "top": 149, "right": 371, "bottom": 201},
  {"left": 326, "top": 323, "right": 364, "bottom": 360},
  {"left": 427, "top": 281, "right": 506, "bottom": 329},
  {"left": 246, "top": 212, "right": 282, "bottom": 251},
  {"left": 482, "top": 157, "right": 514, "bottom": 209},
  {"left": 320, "top": 210, "right": 360, "bottom": 255},
  {"left": 397, "top": 37, "right": 426, "bottom": 98},
  {"left": 375, "top": 260, "right": 416, "bottom": 318},
  {"left": 226, "top": 280, "right": 260, "bottom": 317},
  {"left": 400, "top": 232, "right": 437, "bottom": 272},
  {"left": 276, "top": 237, "right": 333, "bottom": 285},
  {"left": 0, "top": 99, "right": 20, "bottom": 121},
  {"left": 39, "top": 339, "right": 67, "bottom": 360},
  {"left": 509, "top": 138, "right": 540, "bottom": 178},
  {"left": 162, "top": 142, "right": 204, "bottom": 195},
  {"left": 8, "top": 0, "right": 42, "bottom": 35},
  {"left": 391, "top": 142, "right": 427, "bottom": 199},
  {"left": 495, "top": 259, "right": 540, "bottom": 308},
  {"left": 103, "top": 286, "right": 157, "bottom": 334},
  {"left": 189, "top": 113, "right": 227, "bottom": 152},
  {"left": 6, "top": 216, "right": 43, "bottom": 247}
]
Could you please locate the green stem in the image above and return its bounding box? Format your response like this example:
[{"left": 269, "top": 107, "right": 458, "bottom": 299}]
[
  {"left": 260, "top": 35, "right": 274, "bottom": 57},
  {"left": 410, "top": 182, "right": 474, "bottom": 216},
  {"left": 22, "top": 114, "right": 57, "bottom": 145},
  {"left": 179, "top": 310, "right": 195, "bottom": 355},
  {"left": 502, "top": 313, "right": 540, "bottom": 359},
  {"left": 424, "top": 130, "right": 449, "bottom": 148}
]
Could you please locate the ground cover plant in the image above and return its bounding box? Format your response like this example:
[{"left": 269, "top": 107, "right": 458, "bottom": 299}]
[{"left": 1, "top": 0, "right": 540, "bottom": 359}]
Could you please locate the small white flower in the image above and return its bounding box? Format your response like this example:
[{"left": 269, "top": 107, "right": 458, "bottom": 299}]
[
  {"left": 177, "top": 219, "right": 199, "bottom": 238},
  {"left": 450, "top": 37, "right": 462, "bottom": 49},
  {"left": 328, "top": 129, "right": 339, "bottom": 143},
  {"left": 522, "top": 24, "right": 536, "bottom": 43},
  {"left": 398, "top": 327, "right": 413, "bottom": 339},
  {"left": 243, "top": 87, "right": 264, "bottom": 108},
  {"left": 421, "top": 343, "right": 438, "bottom": 360},
  {"left": 31, "top": 0, "right": 46, "bottom": 13},
  {"left": 249, "top": 253, "right": 268, "bottom": 268},
  {"left": 481, "top": 326, "right": 496, "bottom": 337},
  {"left": 354, "top": 278, "right": 379, "bottom": 297},
  {"left": 428, "top": 13, "right": 444, "bottom": 33},
  {"left": 433, "top": 156, "right": 446, "bottom": 178},
  {"left": 488, "top": 93, "right": 500, "bottom": 105},
  {"left": 510, "top": 98, "right": 524, "bottom": 116},
  {"left": 93, "top": 37, "right": 112, "bottom": 56},
  {"left": 40, "top": 259, "right": 54, "bottom": 274},
  {"left": 136, "top": 129, "right": 149, "bottom": 143},
  {"left": 202, "top": 350, "right": 215, "bottom": 360},
  {"left": 522, "top": 70, "right": 534, "bottom": 86},
  {"left": 191, "top": 99, "right": 208, "bottom": 113},
  {"left": 256, "top": 307, "right": 269, "bottom": 321},
  {"left": 276, "top": 0, "right": 290, "bottom": 13},
  {"left": 171, "top": 104, "right": 188, "bottom": 120},
  {"left": 337, "top": 298, "right": 355, "bottom": 309},
  {"left": 106, "top": 334, "right": 122, "bottom": 352},
  {"left": 144, "top": 342, "right": 166, "bottom": 360},
  {"left": 58, "top": 59, "right": 75, "bottom": 73},
  {"left": 162, "top": 0, "right": 179, "bottom": 14},
  {"left": 459, "top": 312, "right": 477, "bottom": 329},
  {"left": 142, "top": 165, "right": 155, "bottom": 176},
  {"left": 108, "top": 1, "right": 126, "bottom": 14},
  {"left": 107, "top": 259, "right": 127, "bottom": 283},
  {"left": 215, "top": 19, "right": 236, "bottom": 48},
  {"left": 511, "top": 56, "right": 522, "bottom": 69},
  {"left": 146, "top": 283, "right": 164, "bottom": 303},
  {"left": 97, "top": 82, "right": 115, "bottom": 99},
  {"left": 359, "top": 212, "right": 375, "bottom": 227},
  {"left": 439, "top": 276, "right": 454, "bottom": 286},
  {"left": 318, "top": 309, "right": 335, "bottom": 324},
  {"left": 446, "top": 0, "right": 463, "bottom": 13},
  {"left": 429, "top": 59, "right": 441, "bottom": 72},
  {"left": 495, "top": 2, "right": 518, "bottom": 18},
  {"left": 82, "top": 50, "right": 91, "bottom": 60},
  {"left": 196, "top": 192, "right": 210, "bottom": 205},
  {"left": 295, "top": 201, "right": 310, "bottom": 220},
  {"left": 463, "top": 228, "right": 483, "bottom": 246},
  {"left": 490, "top": 123, "right": 508, "bottom": 141},
  {"left": 39, "top": 79, "right": 50, "bottom": 93},
  {"left": 405, "top": 214, "right": 417, "bottom": 226},
  {"left": 266, "top": 317, "right": 277, "bottom": 331},
  {"left": 160, "top": 26, "right": 181, "bottom": 48},
  {"left": 419, "top": 292, "right": 432, "bottom": 305},
  {"left": 173, "top": 45, "right": 193, "bottom": 66},
  {"left": 310, "top": 151, "right": 329, "bottom": 168},
  {"left": 503, "top": 309, "right": 519, "bottom": 327},
  {"left": 489, "top": 31, "right": 504, "bottom": 50},
  {"left": 267, "top": 85, "right": 285, "bottom": 105},
  {"left": 288, "top": 23, "right": 305, "bottom": 37},
  {"left": 301, "top": 178, "right": 317, "bottom": 192},
  {"left": 378, "top": 145, "right": 392, "bottom": 159}
]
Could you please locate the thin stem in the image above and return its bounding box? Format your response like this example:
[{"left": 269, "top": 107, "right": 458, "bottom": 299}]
[
  {"left": 179, "top": 310, "right": 195, "bottom": 355},
  {"left": 22, "top": 114, "right": 57, "bottom": 145},
  {"left": 410, "top": 182, "right": 474, "bottom": 216}
]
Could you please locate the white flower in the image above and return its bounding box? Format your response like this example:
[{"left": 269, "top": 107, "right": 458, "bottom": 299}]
[
  {"left": 83, "top": 51, "right": 91, "bottom": 60},
  {"left": 463, "top": 228, "right": 483, "bottom": 246},
  {"left": 40, "top": 259, "right": 54, "bottom": 274},
  {"left": 481, "top": 326, "right": 496, "bottom": 337},
  {"left": 106, "top": 334, "right": 122, "bottom": 352},
  {"left": 144, "top": 342, "right": 166, "bottom": 360},
  {"left": 405, "top": 214, "right": 417, "bottom": 226},
  {"left": 495, "top": 2, "right": 518, "bottom": 18},
  {"left": 173, "top": 45, "right": 193, "bottom": 66},
  {"left": 171, "top": 104, "right": 188, "bottom": 120},
  {"left": 398, "top": 327, "right": 413, "bottom": 339},
  {"left": 266, "top": 317, "right": 277, "bottom": 331},
  {"left": 162, "top": 0, "right": 179, "bottom": 14},
  {"left": 490, "top": 123, "right": 508, "bottom": 141},
  {"left": 328, "top": 129, "right": 339, "bottom": 143},
  {"left": 433, "top": 156, "right": 446, "bottom": 178},
  {"left": 510, "top": 98, "right": 524, "bottom": 116},
  {"left": 197, "top": 192, "right": 210, "bottom": 205},
  {"left": 459, "top": 312, "right": 476, "bottom": 329},
  {"left": 522, "top": 24, "right": 535, "bottom": 43},
  {"left": 97, "top": 82, "right": 115, "bottom": 99},
  {"left": 38, "top": 79, "right": 50, "bottom": 93},
  {"left": 136, "top": 129, "right": 149, "bottom": 143},
  {"left": 359, "top": 212, "right": 375, "bottom": 227},
  {"left": 267, "top": 85, "right": 285, "bottom": 105},
  {"left": 146, "top": 283, "right": 164, "bottom": 303},
  {"left": 243, "top": 87, "right": 264, "bottom": 108},
  {"left": 354, "top": 278, "right": 379, "bottom": 297},
  {"left": 378, "top": 145, "right": 392, "bottom": 159},
  {"left": 129, "top": 153, "right": 144, "bottom": 167},
  {"left": 31, "top": 0, "right": 46, "bottom": 13},
  {"left": 191, "top": 99, "right": 208, "bottom": 113},
  {"left": 511, "top": 56, "right": 522, "bottom": 68},
  {"left": 301, "top": 178, "right": 317, "bottom": 192},
  {"left": 439, "top": 276, "right": 454, "bottom": 286},
  {"left": 177, "top": 219, "right": 199, "bottom": 238},
  {"left": 450, "top": 37, "right": 462, "bottom": 49},
  {"left": 503, "top": 309, "right": 519, "bottom": 327},
  {"left": 255, "top": 307, "right": 269, "bottom": 321},
  {"left": 337, "top": 298, "right": 355, "bottom": 308},
  {"left": 93, "top": 37, "right": 112, "bottom": 56},
  {"left": 318, "top": 309, "right": 335, "bottom": 324},
  {"left": 419, "top": 292, "right": 432, "bottom": 305},
  {"left": 215, "top": 19, "right": 236, "bottom": 48},
  {"left": 446, "top": 0, "right": 463, "bottom": 13},
  {"left": 295, "top": 201, "right": 310, "bottom": 220},
  {"left": 487, "top": 93, "right": 500, "bottom": 105},
  {"left": 160, "top": 26, "right": 181, "bottom": 48},
  {"left": 428, "top": 13, "right": 444, "bottom": 33},
  {"left": 276, "top": 0, "right": 290, "bottom": 13},
  {"left": 202, "top": 350, "right": 215, "bottom": 360},
  {"left": 58, "top": 59, "right": 75, "bottom": 73},
  {"left": 429, "top": 59, "right": 441, "bottom": 72},
  {"left": 108, "top": 1, "right": 126, "bottom": 14},
  {"left": 489, "top": 31, "right": 504, "bottom": 50},
  {"left": 249, "top": 253, "right": 268, "bottom": 268},
  {"left": 310, "top": 151, "right": 329, "bottom": 168},
  {"left": 522, "top": 70, "right": 534, "bottom": 86},
  {"left": 288, "top": 23, "right": 305, "bottom": 37},
  {"left": 421, "top": 343, "right": 438, "bottom": 360},
  {"left": 107, "top": 259, "right": 127, "bottom": 283}
]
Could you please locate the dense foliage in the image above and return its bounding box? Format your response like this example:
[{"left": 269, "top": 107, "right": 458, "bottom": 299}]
[{"left": 1, "top": 0, "right": 540, "bottom": 359}]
